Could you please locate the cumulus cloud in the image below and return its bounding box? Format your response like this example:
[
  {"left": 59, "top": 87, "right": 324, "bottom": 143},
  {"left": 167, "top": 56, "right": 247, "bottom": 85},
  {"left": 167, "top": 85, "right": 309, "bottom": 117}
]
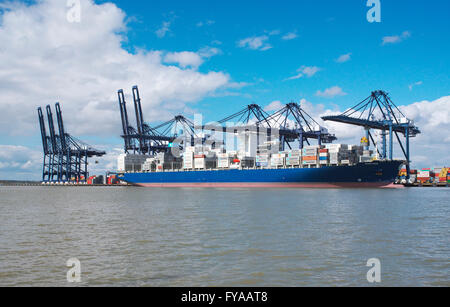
[
  {"left": 237, "top": 35, "right": 272, "bottom": 51},
  {"left": 0, "top": 0, "right": 235, "bottom": 138},
  {"left": 336, "top": 53, "right": 351, "bottom": 63},
  {"left": 0, "top": 145, "right": 42, "bottom": 180},
  {"left": 285, "top": 66, "right": 321, "bottom": 81},
  {"left": 382, "top": 31, "right": 411, "bottom": 45},
  {"left": 163, "top": 51, "right": 204, "bottom": 69},
  {"left": 315, "top": 86, "right": 347, "bottom": 98},
  {"left": 399, "top": 96, "right": 450, "bottom": 164},
  {"left": 264, "top": 100, "right": 284, "bottom": 112}
]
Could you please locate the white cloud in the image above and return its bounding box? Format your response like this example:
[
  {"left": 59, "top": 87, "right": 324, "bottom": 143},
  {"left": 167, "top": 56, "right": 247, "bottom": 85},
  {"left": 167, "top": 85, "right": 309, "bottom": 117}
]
[
  {"left": 267, "top": 30, "right": 281, "bottom": 36},
  {"left": 156, "top": 21, "right": 171, "bottom": 38},
  {"left": 382, "top": 31, "right": 411, "bottom": 45},
  {"left": 408, "top": 81, "right": 423, "bottom": 91},
  {"left": 315, "top": 86, "right": 347, "bottom": 98},
  {"left": 285, "top": 66, "right": 321, "bottom": 81},
  {"left": 0, "top": 145, "right": 42, "bottom": 180},
  {"left": 196, "top": 20, "right": 215, "bottom": 27},
  {"left": 0, "top": 0, "right": 234, "bottom": 138},
  {"left": 264, "top": 100, "right": 284, "bottom": 112},
  {"left": 198, "top": 46, "right": 222, "bottom": 58},
  {"left": 237, "top": 35, "right": 272, "bottom": 51},
  {"left": 164, "top": 46, "right": 222, "bottom": 69},
  {"left": 282, "top": 32, "right": 298, "bottom": 40},
  {"left": 336, "top": 53, "right": 351, "bottom": 63},
  {"left": 164, "top": 51, "right": 204, "bottom": 69},
  {"left": 398, "top": 96, "right": 450, "bottom": 167}
]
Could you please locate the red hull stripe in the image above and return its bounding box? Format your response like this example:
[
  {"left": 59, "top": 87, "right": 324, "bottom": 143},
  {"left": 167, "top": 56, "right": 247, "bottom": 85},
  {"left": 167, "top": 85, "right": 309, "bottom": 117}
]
[{"left": 135, "top": 182, "right": 401, "bottom": 189}]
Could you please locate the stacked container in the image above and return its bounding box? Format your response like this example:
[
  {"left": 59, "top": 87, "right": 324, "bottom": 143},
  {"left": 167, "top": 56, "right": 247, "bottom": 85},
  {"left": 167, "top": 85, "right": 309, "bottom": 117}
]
[
  {"left": 240, "top": 157, "right": 256, "bottom": 168},
  {"left": 183, "top": 151, "right": 194, "bottom": 169},
  {"left": 302, "top": 146, "right": 319, "bottom": 166},
  {"left": 326, "top": 144, "right": 349, "bottom": 165},
  {"left": 256, "top": 154, "right": 269, "bottom": 168},
  {"left": 87, "top": 176, "right": 96, "bottom": 185},
  {"left": 433, "top": 168, "right": 442, "bottom": 183},
  {"left": 438, "top": 167, "right": 448, "bottom": 183},
  {"left": 218, "top": 153, "right": 230, "bottom": 168},
  {"left": 107, "top": 175, "right": 119, "bottom": 185},
  {"left": 117, "top": 154, "right": 151, "bottom": 172},
  {"left": 287, "top": 150, "right": 301, "bottom": 166},
  {"left": 319, "top": 149, "right": 329, "bottom": 165},
  {"left": 194, "top": 154, "right": 206, "bottom": 169},
  {"left": 271, "top": 153, "right": 286, "bottom": 168},
  {"left": 194, "top": 154, "right": 217, "bottom": 169},
  {"left": 417, "top": 169, "right": 431, "bottom": 184}
]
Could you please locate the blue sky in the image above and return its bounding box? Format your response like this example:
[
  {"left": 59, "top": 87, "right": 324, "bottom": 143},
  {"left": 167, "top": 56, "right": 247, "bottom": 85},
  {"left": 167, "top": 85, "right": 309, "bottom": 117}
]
[
  {"left": 102, "top": 0, "right": 450, "bottom": 118},
  {"left": 0, "top": 0, "right": 449, "bottom": 179}
]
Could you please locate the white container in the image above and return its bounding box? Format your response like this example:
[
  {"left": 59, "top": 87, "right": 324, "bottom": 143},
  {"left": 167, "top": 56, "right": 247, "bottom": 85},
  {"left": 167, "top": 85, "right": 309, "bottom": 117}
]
[
  {"left": 256, "top": 155, "right": 269, "bottom": 163},
  {"left": 418, "top": 171, "right": 430, "bottom": 177},
  {"left": 271, "top": 158, "right": 285, "bottom": 167},
  {"left": 218, "top": 158, "right": 229, "bottom": 168},
  {"left": 217, "top": 153, "right": 228, "bottom": 159},
  {"left": 305, "top": 145, "right": 321, "bottom": 150},
  {"left": 289, "top": 150, "right": 302, "bottom": 156},
  {"left": 326, "top": 144, "right": 348, "bottom": 150},
  {"left": 287, "top": 157, "right": 301, "bottom": 166},
  {"left": 303, "top": 160, "right": 318, "bottom": 165},
  {"left": 194, "top": 158, "right": 205, "bottom": 169}
]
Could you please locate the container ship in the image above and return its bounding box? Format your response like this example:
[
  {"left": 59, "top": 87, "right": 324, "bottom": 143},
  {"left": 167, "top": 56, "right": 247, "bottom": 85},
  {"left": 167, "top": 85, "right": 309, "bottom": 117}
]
[
  {"left": 114, "top": 87, "right": 418, "bottom": 189},
  {"left": 118, "top": 144, "right": 404, "bottom": 188}
]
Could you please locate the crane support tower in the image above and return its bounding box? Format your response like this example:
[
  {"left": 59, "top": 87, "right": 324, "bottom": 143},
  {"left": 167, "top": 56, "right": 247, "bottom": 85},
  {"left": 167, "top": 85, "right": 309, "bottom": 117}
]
[
  {"left": 321, "top": 90, "right": 421, "bottom": 178},
  {"left": 37, "top": 103, "right": 106, "bottom": 183},
  {"left": 118, "top": 86, "right": 173, "bottom": 155}
]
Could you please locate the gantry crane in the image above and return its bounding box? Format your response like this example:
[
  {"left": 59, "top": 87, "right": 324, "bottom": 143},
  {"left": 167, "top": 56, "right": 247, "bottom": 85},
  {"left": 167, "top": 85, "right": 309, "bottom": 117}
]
[
  {"left": 321, "top": 90, "right": 421, "bottom": 177},
  {"left": 258, "top": 102, "right": 337, "bottom": 151},
  {"left": 118, "top": 86, "right": 173, "bottom": 155},
  {"left": 37, "top": 103, "right": 106, "bottom": 183}
]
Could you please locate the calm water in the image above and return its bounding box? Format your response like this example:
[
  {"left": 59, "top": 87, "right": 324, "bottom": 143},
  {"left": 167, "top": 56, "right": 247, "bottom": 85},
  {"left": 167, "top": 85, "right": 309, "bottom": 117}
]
[{"left": 0, "top": 186, "right": 448, "bottom": 287}]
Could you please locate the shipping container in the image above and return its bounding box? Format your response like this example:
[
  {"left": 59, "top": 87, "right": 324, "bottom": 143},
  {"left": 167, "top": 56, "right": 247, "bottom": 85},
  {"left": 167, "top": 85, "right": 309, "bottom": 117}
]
[
  {"left": 286, "top": 157, "right": 301, "bottom": 166},
  {"left": 303, "top": 160, "right": 318, "bottom": 165},
  {"left": 256, "top": 162, "right": 269, "bottom": 167},
  {"left": 302, "top": 156, "right": 317, "bottom": 161},
  {"left": 271, "top": 158, "right": 285, "bottom": 167},
  {"left": 218, "top": 158, "right": 230, "bottom": 168}
]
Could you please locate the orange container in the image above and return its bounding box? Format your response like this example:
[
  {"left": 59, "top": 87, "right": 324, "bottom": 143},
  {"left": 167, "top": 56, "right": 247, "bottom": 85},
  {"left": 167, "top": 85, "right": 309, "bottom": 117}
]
[{"left": 302, "top": 156, "right": 317, "bottom": 161}]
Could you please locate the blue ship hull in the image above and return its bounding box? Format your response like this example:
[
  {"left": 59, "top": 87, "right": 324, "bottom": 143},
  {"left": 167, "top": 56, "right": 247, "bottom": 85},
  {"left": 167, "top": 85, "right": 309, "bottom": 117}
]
[{"left": 119, "top": 160, "right": 404, "bottom": 188}]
